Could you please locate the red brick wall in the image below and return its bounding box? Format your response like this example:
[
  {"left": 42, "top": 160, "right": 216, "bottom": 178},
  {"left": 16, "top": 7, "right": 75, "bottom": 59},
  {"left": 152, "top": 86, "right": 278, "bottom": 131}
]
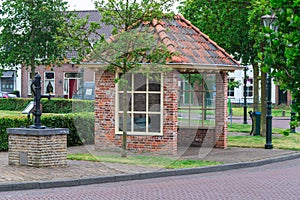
[
  {"left": 215, "top": 71, "right": 228, "bottom": 148},
  {"left": 94, "top": 70, "right": 178, "bottom": 154}
]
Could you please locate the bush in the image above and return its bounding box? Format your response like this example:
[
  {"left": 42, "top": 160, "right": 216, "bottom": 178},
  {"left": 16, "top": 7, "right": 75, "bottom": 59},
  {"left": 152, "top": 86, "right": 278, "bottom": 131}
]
[
  {"left": 0, "top": 98, "right": 94, "bottom": 113},
  {"left": 0, "top": 113, "right": 94, "bottom": 151},
  {"left": 0, "top": 117, "right": 31, "bottom": 151}
]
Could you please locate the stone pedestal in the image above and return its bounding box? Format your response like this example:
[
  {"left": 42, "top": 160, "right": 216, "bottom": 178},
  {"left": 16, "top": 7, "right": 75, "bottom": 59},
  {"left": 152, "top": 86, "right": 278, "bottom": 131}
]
[{"left": 7, "top": 128, "right": 69, "bottom": 167}]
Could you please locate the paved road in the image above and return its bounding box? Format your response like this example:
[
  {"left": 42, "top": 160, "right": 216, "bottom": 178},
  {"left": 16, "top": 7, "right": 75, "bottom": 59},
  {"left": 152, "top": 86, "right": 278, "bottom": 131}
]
[{"left": 1, "top": 158, "right": 300, "bottom": 199}]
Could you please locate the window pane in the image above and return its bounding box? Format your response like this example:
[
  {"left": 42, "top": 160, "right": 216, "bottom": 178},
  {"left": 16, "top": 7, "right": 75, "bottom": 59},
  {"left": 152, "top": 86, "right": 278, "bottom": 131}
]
[
  {"left": 178, "top": 109, "right": 189, "bottom": 127},
  {"left": 148, "top": 74, "right": 161, "bottom": 91},
  {"left": 119, "top": 114, "right": 132, "bottom": 131},
  {"left": 204, "top": 74, "right": 216, "bottom": 91},
  {"left": 45, "top": 72, "right": 54, "bottom": 79},
  {"left": 134, "top": 114, "right": 146, "bottom": 132},
  {"left": 149, "top": 114, "right": 160, "bottom": 132},
  {"left": 118, "top": 93, "right": 132, "bottom": 111},
  {"left": 134, "top": 73, "right": 146, "bottom": 91},
  {"left": 203, "top": 110, "right": 215, "bottom": 126},
  {"left": 149, "top": 94, "right": 160, "bottom": 112},
  {"left": 204, "top": 92, "right": 215, "bottom": 109},
  {"left": 134, "top": 93, "right": 146, "bottom": 111},
  {"left": 118, "top": 73, "right": 132, "bottom": 91}
]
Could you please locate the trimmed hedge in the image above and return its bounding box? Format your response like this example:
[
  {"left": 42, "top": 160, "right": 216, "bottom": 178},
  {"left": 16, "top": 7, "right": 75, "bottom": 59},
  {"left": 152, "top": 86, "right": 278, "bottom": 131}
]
[
  {"left": 0, "top": 113, "right": 94, "bottom": 151},
  {"left": 0, "top": 98, "right": 94, "bottom": 113}
]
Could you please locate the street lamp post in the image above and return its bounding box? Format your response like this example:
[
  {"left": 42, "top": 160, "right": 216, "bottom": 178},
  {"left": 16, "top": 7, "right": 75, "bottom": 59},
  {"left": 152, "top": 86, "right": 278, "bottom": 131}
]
[
  {"left": 243, "top": 67, "right": 248, "bottom": 124},
  {"left": 261, "top": 14, "right": 277, "bottom": 149}
]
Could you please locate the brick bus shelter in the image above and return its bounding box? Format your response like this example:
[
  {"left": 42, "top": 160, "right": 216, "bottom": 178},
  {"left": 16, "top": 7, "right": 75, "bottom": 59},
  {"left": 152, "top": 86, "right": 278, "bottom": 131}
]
[{"left": 83, "top": 15, "right": 242, "bottom": 154}]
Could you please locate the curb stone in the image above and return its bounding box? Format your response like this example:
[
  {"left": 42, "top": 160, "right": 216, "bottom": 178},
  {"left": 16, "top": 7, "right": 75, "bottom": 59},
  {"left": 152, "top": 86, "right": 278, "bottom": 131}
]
[{"left": 1, "top": 152, "right": 300, "bottom": 192}]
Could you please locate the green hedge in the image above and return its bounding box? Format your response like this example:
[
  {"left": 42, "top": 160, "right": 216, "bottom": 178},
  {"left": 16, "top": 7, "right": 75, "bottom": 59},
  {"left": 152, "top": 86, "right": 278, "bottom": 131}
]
[
  {"left": 0, "top": 98, "right": 94, "bottom": 113},
  {"left": 0, "top": 113, "right": 94, "bottom": 151}
]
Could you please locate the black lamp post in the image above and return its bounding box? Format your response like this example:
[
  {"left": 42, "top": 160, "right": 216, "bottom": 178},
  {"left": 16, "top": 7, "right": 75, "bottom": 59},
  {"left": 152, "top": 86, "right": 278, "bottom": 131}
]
[
  {"left": 243, "top": 67, "right": 248, "bottom": 124},
  {"left": 261, "top": 14, "right": 277, "bottom": 149}
]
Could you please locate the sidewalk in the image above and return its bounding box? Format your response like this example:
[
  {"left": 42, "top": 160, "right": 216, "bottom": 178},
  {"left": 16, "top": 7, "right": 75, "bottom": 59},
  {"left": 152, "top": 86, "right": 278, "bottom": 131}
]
[{"left": 1, "top": 139, "right": 300, "bottom": 191}]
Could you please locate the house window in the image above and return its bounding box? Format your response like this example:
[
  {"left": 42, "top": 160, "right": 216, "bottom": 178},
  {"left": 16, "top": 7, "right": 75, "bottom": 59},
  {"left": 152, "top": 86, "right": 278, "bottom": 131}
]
[
  {"left": 227, "top": 78, "right": 235, "bottom": 97},
  {"left": 44, "top": 72, "right": 55, "bottom": 94},
  {"left": 116, "top": 73, "right": 163, "bottom": 135},
  {"left": 0, "top": 71, "right": 14, "bottom": 92},
  {"left": 178, "top": 74, "right": 216, "bottom": 128},
  {"left": 246, "top": 78, "right": 253, "bottom": 97}
]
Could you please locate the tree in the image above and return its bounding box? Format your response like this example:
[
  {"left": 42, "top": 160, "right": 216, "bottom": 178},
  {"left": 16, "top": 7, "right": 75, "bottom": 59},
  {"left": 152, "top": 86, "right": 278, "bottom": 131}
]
[
  {"left": 260, "top": 0, "right": 300, "bottom": 123},
  {"left": 60, "top": 0, "right": 176, "bottom": 157},
  {"left": 178, "top": 0, "right": 260, "bottom": 122},
  {"left": 0, "top": 0, "right": 70, "bottom": 80}
]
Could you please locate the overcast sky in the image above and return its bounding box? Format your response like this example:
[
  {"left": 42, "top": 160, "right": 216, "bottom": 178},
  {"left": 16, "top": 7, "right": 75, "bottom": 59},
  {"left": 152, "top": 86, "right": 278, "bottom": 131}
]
[
  {"left": 67, "top": 0, "right": 179, "bottom": 12},
  {"left": 67, "top": 0, "right": 96, "bottom": 10}
]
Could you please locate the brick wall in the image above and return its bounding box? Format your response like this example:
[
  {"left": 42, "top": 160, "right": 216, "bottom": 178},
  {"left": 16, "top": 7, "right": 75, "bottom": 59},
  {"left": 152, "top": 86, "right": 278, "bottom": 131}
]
[
  {"left": 8, "top": 133, "right": 67, "bottom": 167},
  {"left": 94, "top": 70, "right": 178, "bottom": 154},
  {"left": 215, "top": 71, "right": 228, "bottom": 148}
]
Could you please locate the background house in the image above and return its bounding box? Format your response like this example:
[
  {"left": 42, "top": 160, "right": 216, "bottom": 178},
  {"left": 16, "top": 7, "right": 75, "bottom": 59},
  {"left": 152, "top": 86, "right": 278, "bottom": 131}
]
[
  {"left": 228, "top": 66, "right": 292, "bottom": 106},
  {"left": 20, "top": 10, "right": 113, "bottom": 98}
]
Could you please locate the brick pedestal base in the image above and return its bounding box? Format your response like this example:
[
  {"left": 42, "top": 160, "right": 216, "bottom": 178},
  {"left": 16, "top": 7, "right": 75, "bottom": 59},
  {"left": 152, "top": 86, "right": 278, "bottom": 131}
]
[{"left": 7, "top": 128, "right": 69, "bottom": 167}]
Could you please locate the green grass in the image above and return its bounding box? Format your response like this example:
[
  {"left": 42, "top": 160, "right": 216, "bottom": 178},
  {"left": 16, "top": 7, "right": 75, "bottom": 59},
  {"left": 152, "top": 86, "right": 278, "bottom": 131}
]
[
  {"left": 231, "top": 107, "right": 291, "bottom": 117},
  {"left": 228, "top": 132, "right": 300, "bottom": 151},
  {"left": 227, "top": 122, "right": 283, "bottom": 134},
  {"left": 0, "top": 110, "right": 22, "bottom": 117},
  {"left": 67, "top": 154, "right": 222, "bottom": 169}
]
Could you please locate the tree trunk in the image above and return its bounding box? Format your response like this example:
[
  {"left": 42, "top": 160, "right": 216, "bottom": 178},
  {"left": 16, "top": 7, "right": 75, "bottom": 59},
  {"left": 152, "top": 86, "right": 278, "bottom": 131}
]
[
  {"left": 121, "top": 75, "right": 128, "bottom": 158},
  {"left": 253, "top": 63, "right": 259, "bottom": 112},
  {"left": 261, "top": 71, "right": 267, "bottom": 137}
]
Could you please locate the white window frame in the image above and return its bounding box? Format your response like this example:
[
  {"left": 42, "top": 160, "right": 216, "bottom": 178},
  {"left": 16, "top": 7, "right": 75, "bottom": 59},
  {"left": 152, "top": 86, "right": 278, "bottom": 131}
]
[
  {"left": 44, "top": 72, "right": 55, "bottom": 94},
  {"left": 116, "top": 72, "right": 163, "bottom": 136}
]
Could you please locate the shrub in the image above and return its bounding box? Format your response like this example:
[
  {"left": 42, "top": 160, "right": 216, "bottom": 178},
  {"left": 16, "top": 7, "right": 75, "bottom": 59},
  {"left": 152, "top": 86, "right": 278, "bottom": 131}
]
[
  {"left": 0, "top": 98, "right": 94, "bottom": 113},
  {"left": 0, "top": 113, "right": 94, "bottom": 151}
]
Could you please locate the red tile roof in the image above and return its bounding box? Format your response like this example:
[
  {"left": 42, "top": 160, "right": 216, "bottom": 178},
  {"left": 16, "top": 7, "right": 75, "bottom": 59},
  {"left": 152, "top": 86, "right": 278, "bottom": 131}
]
[{"left": 152, "top": 15, "right": 239, "bottom": 66}]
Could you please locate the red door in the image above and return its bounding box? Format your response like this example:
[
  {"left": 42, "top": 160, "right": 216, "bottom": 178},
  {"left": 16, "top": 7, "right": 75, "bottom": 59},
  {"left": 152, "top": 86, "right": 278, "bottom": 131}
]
[{"left": 69, "top": 79, "right": 77, "bottom": 99}]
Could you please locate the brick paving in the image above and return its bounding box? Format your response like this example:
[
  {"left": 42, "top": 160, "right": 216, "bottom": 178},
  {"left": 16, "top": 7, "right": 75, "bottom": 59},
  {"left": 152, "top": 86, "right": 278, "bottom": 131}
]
[
  {"left": 0, "top": 142, "right": 298, "bottom": 184},
  {"left": 1, "top": 158, "right": 300, "bottom": 199}
]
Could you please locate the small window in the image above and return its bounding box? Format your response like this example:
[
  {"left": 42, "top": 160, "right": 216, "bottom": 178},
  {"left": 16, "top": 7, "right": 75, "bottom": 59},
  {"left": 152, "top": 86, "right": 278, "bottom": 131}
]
[{"left": 44, "top": 72, "right": 55, "bottom": 94}]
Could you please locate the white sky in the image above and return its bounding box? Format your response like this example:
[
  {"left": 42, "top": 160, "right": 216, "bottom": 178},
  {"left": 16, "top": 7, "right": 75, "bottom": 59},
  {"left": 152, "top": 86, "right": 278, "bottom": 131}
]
[
  {"left": 67, "top": 0, "right": 179, "bottom": 12},
  {"left": 67, "top": 0, "right": 96, "bottom": 10}
]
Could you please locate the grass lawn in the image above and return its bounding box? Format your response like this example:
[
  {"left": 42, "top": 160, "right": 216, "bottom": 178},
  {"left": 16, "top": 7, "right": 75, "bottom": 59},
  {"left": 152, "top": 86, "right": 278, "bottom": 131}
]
[
  {"left": 67, "top": 154, "right": 222, "bottom": 169},
  {"left": 228, "top": 132, "right": 300, "bottom": 151},
  {"left": 231, "top": 107, "right": 291, "bottom": 117},
  {"left": 0, "top": 110, "right": 23, "bottom": 117},
  {"left": 227, "top": 122, "right": 283, "bottom": 134}
]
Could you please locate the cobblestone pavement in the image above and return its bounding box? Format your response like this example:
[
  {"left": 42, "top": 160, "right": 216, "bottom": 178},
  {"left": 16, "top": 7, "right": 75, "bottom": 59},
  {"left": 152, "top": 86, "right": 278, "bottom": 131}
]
[
  {"left": 1, "top": 157, "right": 300, "bottom": 199},
  {"left": 0, "top": 141, "right": 298, "bottom": 184}
]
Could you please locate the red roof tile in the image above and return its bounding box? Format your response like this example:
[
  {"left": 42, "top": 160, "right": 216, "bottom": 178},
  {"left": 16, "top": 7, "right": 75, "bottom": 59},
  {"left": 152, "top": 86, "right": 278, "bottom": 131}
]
[{"left": 152, "top": 15, "right": 239, "bottom": 66}]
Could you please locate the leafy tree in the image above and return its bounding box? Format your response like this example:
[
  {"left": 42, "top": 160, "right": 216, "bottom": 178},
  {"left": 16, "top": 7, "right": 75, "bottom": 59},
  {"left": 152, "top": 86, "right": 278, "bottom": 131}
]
[
  {"left": 178, "top": 0, "right": 261, "bottom": 121},
  {"left": 0, "top": 0, "right": 70, "bottom": 80},
  {"left": 60, "top": 0, "right": 176, "bottom": 157},
  {"left": 260, "top": 0, "right": 300, "bottom": 123}
]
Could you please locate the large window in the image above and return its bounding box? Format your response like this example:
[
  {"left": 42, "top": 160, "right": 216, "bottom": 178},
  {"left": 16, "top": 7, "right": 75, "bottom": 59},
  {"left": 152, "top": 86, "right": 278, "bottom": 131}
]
[
  {"left": 44, "top": 72, "right": 55, "bottom": 94},
  {"left": 178, "top": 74, "right": 216, "bottom": 128},
  {"left": 116, "top": 73, "right": 163, "bottom": 135}
]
